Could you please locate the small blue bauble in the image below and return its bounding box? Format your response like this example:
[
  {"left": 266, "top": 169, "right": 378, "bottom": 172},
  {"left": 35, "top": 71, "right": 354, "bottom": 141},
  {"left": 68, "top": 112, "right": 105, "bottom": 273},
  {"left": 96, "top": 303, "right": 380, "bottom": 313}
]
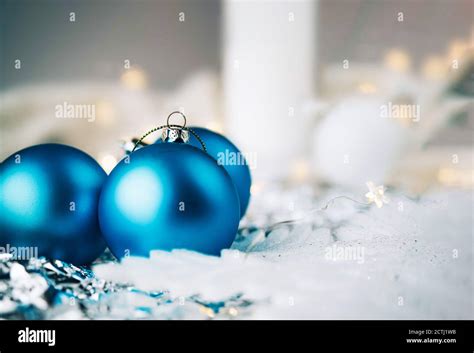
[
  {"left": 98, "top": 143, "right": 240, "bottom": 258},
  {"left": 0, "top": 144, "right": 107, "bottom": 265},
  {"left": 156, "top": 127, "right": 252, "bottom": 218}
]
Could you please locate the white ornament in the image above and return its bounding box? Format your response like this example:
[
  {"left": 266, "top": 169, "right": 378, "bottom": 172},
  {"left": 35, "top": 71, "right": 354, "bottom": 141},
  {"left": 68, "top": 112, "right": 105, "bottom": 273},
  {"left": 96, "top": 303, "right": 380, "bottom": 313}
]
[{"left": 313, "top": 96, "right": 407, "bottom": 189}]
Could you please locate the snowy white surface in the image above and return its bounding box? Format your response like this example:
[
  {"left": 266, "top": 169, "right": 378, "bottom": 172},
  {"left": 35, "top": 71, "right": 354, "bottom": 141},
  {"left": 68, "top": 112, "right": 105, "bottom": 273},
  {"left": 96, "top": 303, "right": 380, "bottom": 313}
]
[{"left": 94, "top": 186, "right": 473, "bottom": 319}]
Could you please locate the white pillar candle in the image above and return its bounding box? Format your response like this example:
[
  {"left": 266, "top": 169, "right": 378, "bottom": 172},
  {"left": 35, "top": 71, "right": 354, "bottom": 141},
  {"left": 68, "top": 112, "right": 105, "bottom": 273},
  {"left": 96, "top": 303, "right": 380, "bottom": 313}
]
[{"left": 223, "top": 0, "right": 317, "bottom": 181}]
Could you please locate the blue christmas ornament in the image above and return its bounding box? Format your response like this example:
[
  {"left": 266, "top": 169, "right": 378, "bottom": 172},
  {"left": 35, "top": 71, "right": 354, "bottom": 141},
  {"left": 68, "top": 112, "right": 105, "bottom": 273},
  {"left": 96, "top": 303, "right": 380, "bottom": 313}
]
[
  {"left": 0, "top": 144, "right": 107, "bottom": 265},
  {"left": 156, "top": 127, "right": 252, "bottom": 218},
  {"left": 99, "top": 124, "right": 241, "bottom": 259}
]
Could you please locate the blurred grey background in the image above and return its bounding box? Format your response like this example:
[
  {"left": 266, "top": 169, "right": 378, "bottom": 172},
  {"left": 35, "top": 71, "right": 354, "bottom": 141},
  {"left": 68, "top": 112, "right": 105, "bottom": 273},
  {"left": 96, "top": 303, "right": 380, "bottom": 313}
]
[
  {"left": 0, "top": 0, "right": 472, "bottom": 189},
  {"left": 1, "top": 0, "right": 472, "bottom": 91}
]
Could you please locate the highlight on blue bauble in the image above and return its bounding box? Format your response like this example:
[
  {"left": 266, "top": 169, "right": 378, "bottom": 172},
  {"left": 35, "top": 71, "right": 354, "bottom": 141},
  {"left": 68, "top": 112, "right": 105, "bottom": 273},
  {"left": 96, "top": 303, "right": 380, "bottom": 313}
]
[
  {"left": 155, "top": 127, "right": 252, "bottom": 218},
  {"left": 0, "top": 144, "right": 107, "bottom": 265},
  {"left": 98, "top": 143, "right": 240, "bottom": 259}
]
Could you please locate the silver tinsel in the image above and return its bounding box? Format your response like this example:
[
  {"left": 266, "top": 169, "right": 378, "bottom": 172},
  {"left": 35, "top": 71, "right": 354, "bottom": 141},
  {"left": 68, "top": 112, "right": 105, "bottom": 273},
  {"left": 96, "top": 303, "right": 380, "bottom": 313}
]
[{"left": 0, "top": 251, "right": 255, "bottom": 320}]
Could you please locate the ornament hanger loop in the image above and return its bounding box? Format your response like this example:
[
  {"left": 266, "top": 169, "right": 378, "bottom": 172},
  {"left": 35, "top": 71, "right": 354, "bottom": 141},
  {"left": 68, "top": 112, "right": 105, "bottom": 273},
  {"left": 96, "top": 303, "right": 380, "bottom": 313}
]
[{"left": 166, "top": 111, "right": 187, "bottom": 129}]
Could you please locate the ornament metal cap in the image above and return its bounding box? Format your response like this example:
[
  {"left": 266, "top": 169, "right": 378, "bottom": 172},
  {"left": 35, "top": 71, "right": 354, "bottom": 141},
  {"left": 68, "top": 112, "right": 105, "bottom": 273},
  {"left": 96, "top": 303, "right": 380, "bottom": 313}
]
[
  {"left": 161, "top": 111, "right": 190, "bottom": 143},
  {"left": 131, "top": 111, "right": 207, "bottom": 153},
  {"left": 161, "top": 111, "right": 189, "bottom": 143},
  {"left": 161, "top": 127, "right": 189, "bottom": 143}
]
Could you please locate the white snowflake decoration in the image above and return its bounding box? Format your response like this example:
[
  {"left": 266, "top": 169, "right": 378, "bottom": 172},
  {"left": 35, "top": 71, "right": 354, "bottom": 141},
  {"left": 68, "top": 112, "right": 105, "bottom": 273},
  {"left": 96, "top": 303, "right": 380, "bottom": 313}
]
[{"left": 365, "top": 181, "right": 390, "bottom": 208}]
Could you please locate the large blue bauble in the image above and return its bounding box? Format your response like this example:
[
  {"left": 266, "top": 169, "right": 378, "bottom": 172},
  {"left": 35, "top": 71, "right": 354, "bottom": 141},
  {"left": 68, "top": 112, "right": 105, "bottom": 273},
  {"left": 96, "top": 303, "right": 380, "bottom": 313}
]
[
  {"left": 98, "top": 143, "right": 240, "bottom": 258},
  {"left": 156, "top": 127, "right": 252, "bottom": 218},
  {"left": 0, "top": 144, "right": 107, "bottom": 265}
]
